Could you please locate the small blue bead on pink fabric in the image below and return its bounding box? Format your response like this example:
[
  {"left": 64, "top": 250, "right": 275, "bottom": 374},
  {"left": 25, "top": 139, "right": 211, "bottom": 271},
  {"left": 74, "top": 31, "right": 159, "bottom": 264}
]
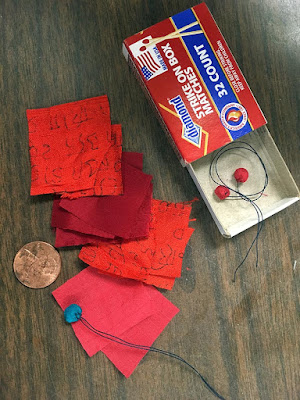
[{"left": 64, "top": 304, "right": 82, "bottom": 323}]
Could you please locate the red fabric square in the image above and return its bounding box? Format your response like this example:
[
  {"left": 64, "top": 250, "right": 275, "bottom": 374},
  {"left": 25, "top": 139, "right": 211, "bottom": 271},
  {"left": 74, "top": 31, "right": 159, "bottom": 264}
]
[
  {"left": 79, "top": 199, "right": 195, "bottom": 290},
  {"left": 27, "top": 96, "right": 122, "bottom": 197},
  {"left": 52, "top": 266, "right": 179, "bottom": 377}
]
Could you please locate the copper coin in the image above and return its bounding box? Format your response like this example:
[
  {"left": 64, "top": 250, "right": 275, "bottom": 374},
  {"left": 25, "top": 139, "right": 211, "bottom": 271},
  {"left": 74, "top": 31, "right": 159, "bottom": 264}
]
[{"left": 13, "top": 241, "right": 61, "bottom": 289}]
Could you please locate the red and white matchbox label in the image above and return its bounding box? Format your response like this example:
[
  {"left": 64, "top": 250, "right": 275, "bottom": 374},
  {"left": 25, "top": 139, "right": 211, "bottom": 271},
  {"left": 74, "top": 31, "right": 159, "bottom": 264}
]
[{"left": 123, "top": 3, "right": 266, "bottom": 164}]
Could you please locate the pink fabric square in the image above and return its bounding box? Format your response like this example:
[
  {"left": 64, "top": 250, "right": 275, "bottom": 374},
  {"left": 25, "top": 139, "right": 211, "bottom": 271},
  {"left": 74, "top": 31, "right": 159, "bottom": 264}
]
[{"left": 52, "top": 266, "right": 179, "bottom": 377}]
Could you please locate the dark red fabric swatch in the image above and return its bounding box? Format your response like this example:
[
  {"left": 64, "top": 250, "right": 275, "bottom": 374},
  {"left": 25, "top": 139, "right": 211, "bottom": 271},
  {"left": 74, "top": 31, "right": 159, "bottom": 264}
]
[
  {"left": 54, "top": 228, "right": 110, "bottom": 248},
  {"left": 27, "top": 96, "right": 122, "bottom": 197},
  {"left": 53, "top": 185, "right": 153, "bottom": 247},
  {"left": 52, "top": 198, "right": 114, "bottom": 238},
  {"left": 52, "top": 197, "right": 115, "bottom": 247},
  {"left": 59, "top": 152, "right": 153, "bottom": 240},
  {"left": 79, "top": 199, "right": 195, "bottom": 290}
]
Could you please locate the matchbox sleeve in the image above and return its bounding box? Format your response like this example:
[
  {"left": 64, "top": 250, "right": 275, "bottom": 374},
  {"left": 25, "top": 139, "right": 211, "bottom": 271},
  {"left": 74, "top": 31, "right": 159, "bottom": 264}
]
[{"left": 123, "top": 2, "right": 266, "bottom": 164}]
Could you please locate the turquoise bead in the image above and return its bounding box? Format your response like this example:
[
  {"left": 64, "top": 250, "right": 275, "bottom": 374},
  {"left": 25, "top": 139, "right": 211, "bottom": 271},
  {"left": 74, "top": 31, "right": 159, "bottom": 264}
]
[{"left": 64, "top": 304, "right": 82, "bottom": 323}]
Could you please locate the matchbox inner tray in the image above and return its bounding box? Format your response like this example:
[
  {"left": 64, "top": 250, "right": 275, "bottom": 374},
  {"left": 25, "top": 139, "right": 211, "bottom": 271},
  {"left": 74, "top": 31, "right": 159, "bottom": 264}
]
[
  {"left": 187, "top": 126, "right": 299, "bottom": 237},
  {"left": 123, "top": 2, "right": 299, "bottom": 237}
]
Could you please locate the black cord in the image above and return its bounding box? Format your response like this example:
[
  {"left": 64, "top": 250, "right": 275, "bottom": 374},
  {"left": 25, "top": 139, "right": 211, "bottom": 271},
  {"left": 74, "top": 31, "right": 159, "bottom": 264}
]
[{"left": 79, "top": 317, "right": 226, "bottom": 400}]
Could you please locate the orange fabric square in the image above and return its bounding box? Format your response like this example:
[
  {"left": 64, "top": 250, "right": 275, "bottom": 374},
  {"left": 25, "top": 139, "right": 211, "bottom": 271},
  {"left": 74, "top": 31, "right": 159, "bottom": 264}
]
[{"left": 27, "top": 96, "right": 122, "bottom": 197}]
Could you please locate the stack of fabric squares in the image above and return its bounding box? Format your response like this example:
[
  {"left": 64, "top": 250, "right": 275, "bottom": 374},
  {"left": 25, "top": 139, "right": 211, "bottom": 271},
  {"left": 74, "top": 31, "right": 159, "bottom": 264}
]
[{"left": 27, "top": 96, "right": 195, "bottom": 289}]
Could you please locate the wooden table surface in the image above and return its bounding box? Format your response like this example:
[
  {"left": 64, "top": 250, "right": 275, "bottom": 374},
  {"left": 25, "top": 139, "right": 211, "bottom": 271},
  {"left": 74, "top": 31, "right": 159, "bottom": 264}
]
[{"left": 1, "top": 1, "right": 299, "bottom": 399}]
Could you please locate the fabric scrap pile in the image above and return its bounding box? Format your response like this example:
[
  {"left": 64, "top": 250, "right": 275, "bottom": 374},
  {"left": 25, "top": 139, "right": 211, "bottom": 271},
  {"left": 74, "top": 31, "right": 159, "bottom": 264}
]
[{"left": 26, "top": 95, "right": 196, "bottom": 377}]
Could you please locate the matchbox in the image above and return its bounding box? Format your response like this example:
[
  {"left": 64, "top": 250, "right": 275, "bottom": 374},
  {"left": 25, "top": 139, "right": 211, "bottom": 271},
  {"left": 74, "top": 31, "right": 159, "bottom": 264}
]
[
  {"left": 123, "top": 2, "right": 266, "bottom": 165},
  {"left": 123, "top": 3, "right": 299, "bottom": 236}
]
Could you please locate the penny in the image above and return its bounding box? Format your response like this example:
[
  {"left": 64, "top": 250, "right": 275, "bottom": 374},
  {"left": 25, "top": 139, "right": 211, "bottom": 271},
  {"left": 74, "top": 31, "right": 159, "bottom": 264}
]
[{"left": 13, "top": 241, "right": 61, "bottom": 289}]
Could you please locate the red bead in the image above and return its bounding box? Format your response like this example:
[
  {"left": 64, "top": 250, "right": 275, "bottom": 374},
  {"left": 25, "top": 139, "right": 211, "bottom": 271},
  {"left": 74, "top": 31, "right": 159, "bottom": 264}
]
[
  {"left": 214, "top": 185, "right": 230, "bottom": 200},
  {"left": 234, "top": 168, "right": 249, "bottom": 183}
]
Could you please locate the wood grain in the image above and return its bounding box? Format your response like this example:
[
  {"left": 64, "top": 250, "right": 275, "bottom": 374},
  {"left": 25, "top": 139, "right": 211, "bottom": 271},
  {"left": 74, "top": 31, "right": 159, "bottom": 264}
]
[{"left": 0, "top": 1, "right": 299, "bottom": 399}]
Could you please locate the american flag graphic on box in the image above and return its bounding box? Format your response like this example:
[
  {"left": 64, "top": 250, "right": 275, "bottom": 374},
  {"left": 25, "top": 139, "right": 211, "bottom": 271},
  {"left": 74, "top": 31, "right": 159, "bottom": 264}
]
[{"left": 129, "top": 36, "right": 168, "bottom": 81}]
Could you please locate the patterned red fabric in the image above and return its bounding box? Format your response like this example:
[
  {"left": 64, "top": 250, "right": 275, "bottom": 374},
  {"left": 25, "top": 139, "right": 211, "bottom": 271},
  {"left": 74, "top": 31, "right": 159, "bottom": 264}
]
[
  {"left": 62, "top": 124, "right": 123, "bottom": 199},
  {"left": 79, "top": 200, "right": 195, "bottom": 290},
  {"left": 27, "top": 96, "right": 122, "bottom": 197}
]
